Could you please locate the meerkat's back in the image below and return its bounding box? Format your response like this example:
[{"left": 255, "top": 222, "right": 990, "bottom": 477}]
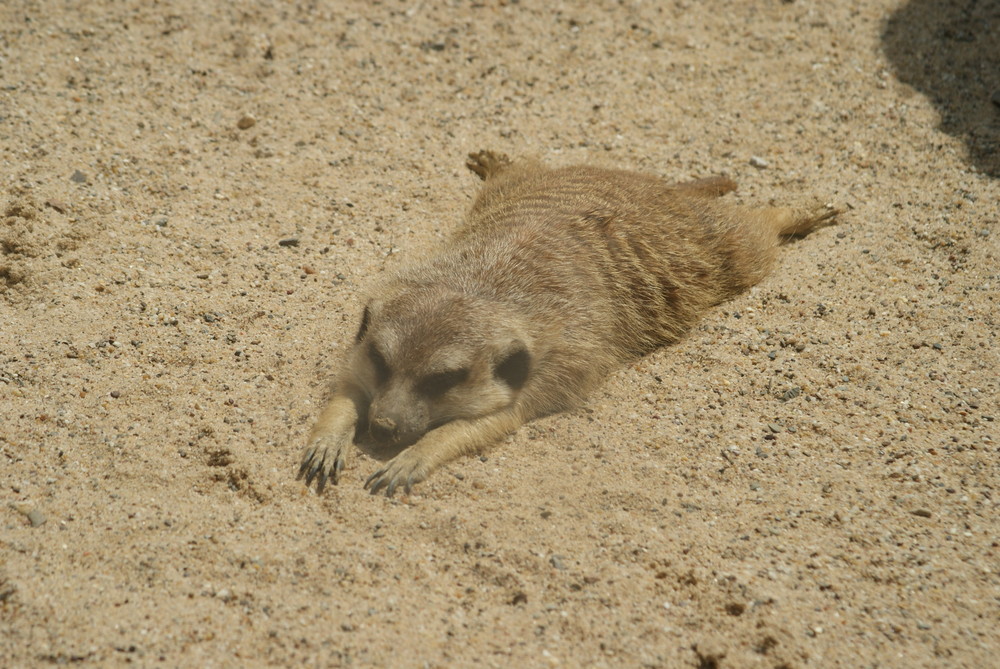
[{"left": 463, "top": 150, "right": 836, "bottom": 357}]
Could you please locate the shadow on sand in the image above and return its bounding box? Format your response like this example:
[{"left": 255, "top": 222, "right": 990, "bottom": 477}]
[{"left": 882, "top": 0, "right": 999, "bottom": 177}]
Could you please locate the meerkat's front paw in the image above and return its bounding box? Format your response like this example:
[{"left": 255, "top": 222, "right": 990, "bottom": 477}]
[
  {"left": 298, "top": 433, "right": 351, "bottom": 494},
  {"left": 363, "top": 448, "right": 434, "bottom": 497}
]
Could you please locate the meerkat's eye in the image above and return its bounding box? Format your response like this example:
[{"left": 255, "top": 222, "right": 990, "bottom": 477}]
[
  {"left": 495, "top": 345, "right": 530, "bottom": 390},
  {"left": 369, "top": 345, "right": 391, "bottom": 386},
  {"left": 417, "top": 369, "right": 469, "bottom": 398}
]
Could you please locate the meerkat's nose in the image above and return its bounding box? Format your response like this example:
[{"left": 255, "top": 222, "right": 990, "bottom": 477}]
[{"left": 369, "top": 416, "right": 399, "bottom": 444}]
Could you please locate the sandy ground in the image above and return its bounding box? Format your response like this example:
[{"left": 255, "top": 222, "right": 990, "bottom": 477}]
[{"left": 2, "top": 1, "right": 998, "bottom": 667}]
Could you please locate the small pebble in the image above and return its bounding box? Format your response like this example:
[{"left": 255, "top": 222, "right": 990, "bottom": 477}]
[
  {"left": 110, "top": 390, "right": 121, "bottom": 398},
  {"left": 992, "top": 90, "right": 1000, "bottom": 108},
  {"left": 768, "top": 423, "right": 782, "bottom": 433},
  {"left": 780, "top": 386, "right": 802, "bottom": 402},
  {"left": 749, "top": 155, "right": 769, "bottom": 169},
  {"left": 45, "top": 199, "right": 68, "bottom": 214},
  {"left": 278, "top": 237, "right": 300, "bottom": 247},
  {"left": 911, "top": 509, "right": 932, "bottom": 518},
  {"left": 550, "top": 555, "right": 567, "bottom": 570},
  {"left": 237, "top": 115, "right": 257, "bottom": 130},
  {"left": 70, "top": 170, "right": 88, "bottom": 183},
  {"left": 27, "top": 508, "right": 46, "bottom": 527}
]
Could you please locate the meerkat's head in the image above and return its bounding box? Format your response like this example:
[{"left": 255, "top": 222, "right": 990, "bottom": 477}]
[{"left": 348, "top": 286, "right": 532, "bottom": 460}]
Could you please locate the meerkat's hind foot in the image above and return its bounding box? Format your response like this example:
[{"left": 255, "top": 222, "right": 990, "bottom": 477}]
[
  {"left": 672, "top": 175, "right": 738, "bottom": 198},
  {"left": 773, "top": 202, "right": 840, "bottom": 240},
  {"left": 467, "top": 150, "right": 512, "bottom": 181}
]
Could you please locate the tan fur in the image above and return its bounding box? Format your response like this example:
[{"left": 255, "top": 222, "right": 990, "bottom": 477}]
[{"left": 299, "top": 150, "right": 837, "bottom": 496}]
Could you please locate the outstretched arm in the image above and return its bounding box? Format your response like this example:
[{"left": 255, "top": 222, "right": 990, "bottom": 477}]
[{"left": 364, "top": 405, "right": 527, "bottom": 497}]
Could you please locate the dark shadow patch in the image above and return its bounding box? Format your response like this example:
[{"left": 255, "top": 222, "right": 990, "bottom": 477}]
[
  {"left": 883, "top": 0, "right": 1000, "bottom": 177},
  {"left": 205, "top": 448, "right": 234, "bottom": 467},
  {"left": 355, "top": 305, "right": 371, "bottom": 342},
  {"left": 692, "top": 643, "right": 725, "bottom": 669},
  {"left": 216, "top": 467, "right": 267, "bottom": 503}
]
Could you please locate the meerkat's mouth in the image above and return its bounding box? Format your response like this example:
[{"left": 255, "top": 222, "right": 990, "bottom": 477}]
[
  {"left": 355, "top": 424, "right": 421, "bottom": 460},
  {"left": 355, "top": 437, "right": 410, "bottom": 462}
]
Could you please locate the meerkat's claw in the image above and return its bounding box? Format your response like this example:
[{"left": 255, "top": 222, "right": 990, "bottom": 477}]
[
  {"left": 364, "top": 468, "right": 390, "bottom": 496},
  {"left": 364, "top": 451, "right": 430, "bottom": 497},
  {"left": 297, "top": 446, "right": 317, "bottom": 480},
  {"left": 299, "top": 439, "right": 347, "bottom": 494},
  {"left": 315, "top": 463, "right": 330, "bottom": 494}
]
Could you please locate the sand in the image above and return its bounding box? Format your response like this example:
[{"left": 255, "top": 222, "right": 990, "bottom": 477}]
[{"left": 1, "top": 1, "right": 997, "bottom": 667}]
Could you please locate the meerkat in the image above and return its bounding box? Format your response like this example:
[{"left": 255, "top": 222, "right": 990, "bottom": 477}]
[{"left": 298, "top": 150, "right": 837, "bottom": 497}]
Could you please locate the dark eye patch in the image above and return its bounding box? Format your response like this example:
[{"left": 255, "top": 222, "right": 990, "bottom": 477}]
[
  {"left": 369, "top": 345, "right": 391, "bottom": 386},
  {"left": 495, "top": 345, "right": 530, "bottom": 390},
  {"left": 416, "top": 368, "right": 469, "bottom": 397}
]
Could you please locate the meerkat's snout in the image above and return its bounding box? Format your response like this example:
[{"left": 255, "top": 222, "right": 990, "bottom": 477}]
[
  {"left": 363, "top": 381, "right": 432, "bottom": 458},
  {"left": 368, "top": 415, "right": 398, "bottom": 444}
]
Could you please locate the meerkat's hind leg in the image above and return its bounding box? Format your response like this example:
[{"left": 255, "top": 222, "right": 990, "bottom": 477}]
[
  {"left": 766, "top": 202, "right": 840, "bottom": 239},
  {"left": 467, "top": 150, "right": 513, "bottom": 181}
]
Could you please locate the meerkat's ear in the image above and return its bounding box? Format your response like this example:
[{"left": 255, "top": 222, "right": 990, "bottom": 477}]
[
  {"left": 355, "top": 305, "right": 372, "bottom": 342},
  {"left": 495, "top": 341, "right": 531, "bottom": 390}
]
